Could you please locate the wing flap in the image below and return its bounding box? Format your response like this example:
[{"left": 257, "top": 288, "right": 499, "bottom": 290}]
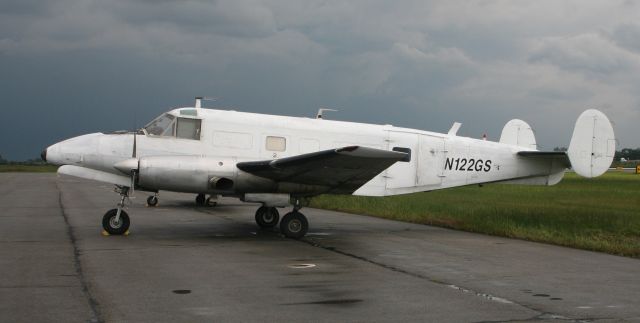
[{"left": 237, "top": 146, "right": 406, "bottom": 193}]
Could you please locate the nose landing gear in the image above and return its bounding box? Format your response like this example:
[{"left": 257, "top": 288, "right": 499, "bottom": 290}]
[{"left": 102, "top": 186, "right": 131, "bottom": 235}]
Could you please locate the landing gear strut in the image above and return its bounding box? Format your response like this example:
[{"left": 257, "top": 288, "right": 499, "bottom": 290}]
[
  {"left": 102, "top": 186, "right": 131, "bottom": 235},
  {"left": 195, "top": 193, "right": 206, "bottom": 206},
  {"left": 196, "top": 193, "right": 218, "bottom": 207},
  {"left": 279, "top": 199, "right": 308, "bottom": 239},
  {"left": 255, "top": 206, "right": 279, "bottom": 228}
]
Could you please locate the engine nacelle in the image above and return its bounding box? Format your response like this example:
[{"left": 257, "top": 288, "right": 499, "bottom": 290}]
[{"left": 137, "top": 156, "right": 238, "bottom": 194}]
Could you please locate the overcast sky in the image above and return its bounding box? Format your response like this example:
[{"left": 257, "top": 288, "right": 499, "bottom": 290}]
[{"left": 1, "top": 0, "right": 639, "bottom": 160}]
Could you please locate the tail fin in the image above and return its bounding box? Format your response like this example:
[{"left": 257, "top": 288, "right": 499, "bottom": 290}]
[
  {"left": 499, "top": 119, "right": 537, "bottom": 149},
  {"left": 567, "top": 109, "right": 615, "bottom": 178}
]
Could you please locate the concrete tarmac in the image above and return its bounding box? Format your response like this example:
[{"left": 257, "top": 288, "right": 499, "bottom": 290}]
[{"left": 1, "top": 173, "right": 639, "bottom": 322}]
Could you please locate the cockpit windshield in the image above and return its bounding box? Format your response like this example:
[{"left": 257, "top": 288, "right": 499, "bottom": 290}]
[{"left": 144, "top": 113, "right": 175, "bottom": 136}]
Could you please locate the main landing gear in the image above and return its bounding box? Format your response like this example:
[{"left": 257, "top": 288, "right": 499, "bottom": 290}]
[
  {"left": 196, "top": 193, "right": 218, "bottom": 207},
  {"left": 255, "top": 206, "right": 280, "bottom": 228},
  {"left": 146, "top": 193, "right": 159, "bottom": 207},
  {"left": 280, "top": 211, "right": 308, "bottom": 239},
  {"left": 254, "top": 199, "right": 308, "bottom": 239},
  {"left": 102, "top": 186, "right": 131, "bottom": 235}
]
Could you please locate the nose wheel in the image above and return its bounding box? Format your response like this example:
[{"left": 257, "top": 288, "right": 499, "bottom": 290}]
[{"left": 102, "top": 209, "right": 130, "bottom": 235}]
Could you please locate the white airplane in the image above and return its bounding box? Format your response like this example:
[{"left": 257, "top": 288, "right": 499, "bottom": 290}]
[{"left": 43, "top": 98, "right": 615, "bottom": 239}]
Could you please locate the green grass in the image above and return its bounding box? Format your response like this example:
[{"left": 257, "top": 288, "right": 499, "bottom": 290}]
[
  {"left": 0, "top": 164, "right": 59, "bottom": 172},
  {"left": 310, "top": 172, "right": 640, "bottom": 257}
]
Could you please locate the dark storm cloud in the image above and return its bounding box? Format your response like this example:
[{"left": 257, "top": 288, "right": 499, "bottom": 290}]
[
  {"left": 1, "top": 0, "right": 639, "bottom": 160},
  {"left": 106, "top": 0, "right": 277, "bottom": 37}
]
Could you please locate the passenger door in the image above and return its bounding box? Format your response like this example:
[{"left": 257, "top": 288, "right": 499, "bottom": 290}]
[{"left": 416, "top": 135, "right": 446, "bottom": 187}]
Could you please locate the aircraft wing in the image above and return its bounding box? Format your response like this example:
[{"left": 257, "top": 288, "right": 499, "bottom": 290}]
[
  {"left": 236, "top": 146, "right": 407, "bottom": 194},
  {"left": 58, "top": 165, "right": 131, "bottom": 187}
]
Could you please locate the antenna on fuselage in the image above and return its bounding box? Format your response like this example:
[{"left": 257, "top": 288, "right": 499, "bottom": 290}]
[
  {"left": 194, "top": 96, "right": 218, "bottom": 109},
  {"left": 316, "top": 108, "right": 338, "bottom": 119}
]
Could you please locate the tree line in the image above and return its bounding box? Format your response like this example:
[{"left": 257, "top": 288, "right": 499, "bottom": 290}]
[{"left": 0, "top": 155, "right": 47, "bottom": 165}]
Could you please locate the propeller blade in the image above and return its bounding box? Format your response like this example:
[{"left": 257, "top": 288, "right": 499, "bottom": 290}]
[
  {"left": 132, "top": 131, "right": 137, "bottom": 158},
  {"left": 130, "top": 170, "right": 136, "bottom": 194}
]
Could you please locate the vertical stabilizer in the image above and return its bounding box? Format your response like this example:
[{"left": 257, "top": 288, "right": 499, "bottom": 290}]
[{"left": 567, "top": 109, "right": 615, "bottom": 178}]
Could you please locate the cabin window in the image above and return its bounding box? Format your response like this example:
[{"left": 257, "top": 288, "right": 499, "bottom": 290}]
[
  {"left": 393, "top": 147, "right": 411, "bottom": 162},
  {"left": 176, "top": 118, "right": 202, "bottom": 140},
  {"left": 266, "top": 136, "right": 286, "bottom": 151}
]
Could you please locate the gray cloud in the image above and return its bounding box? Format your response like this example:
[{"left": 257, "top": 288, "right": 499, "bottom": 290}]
[{"left": 1, "top": 0, "right": 639, "bottom": 159}]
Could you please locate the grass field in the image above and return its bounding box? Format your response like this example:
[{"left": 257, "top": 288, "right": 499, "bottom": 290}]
[
  {"left": 0, "top": 164, "right": 58, "bottom": 172},
  {"left": 310, "top": 172, "right": 640, "bottom": 257}
]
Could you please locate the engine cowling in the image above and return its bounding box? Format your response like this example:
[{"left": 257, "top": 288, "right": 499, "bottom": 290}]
[{"left": 137, "top": 156, "right": 239, "bottom": 194}]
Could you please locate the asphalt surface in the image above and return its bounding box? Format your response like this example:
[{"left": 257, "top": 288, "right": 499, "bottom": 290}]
[{"left": 1, "top": 173, "right": 639, "bottom": 322}]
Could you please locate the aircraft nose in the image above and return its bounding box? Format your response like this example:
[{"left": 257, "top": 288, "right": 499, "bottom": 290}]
[{"left": 41, "top": 148, "right": 47, "bottom": 162}]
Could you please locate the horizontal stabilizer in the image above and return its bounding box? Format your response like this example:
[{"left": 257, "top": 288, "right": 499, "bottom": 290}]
[{"left": 517, "top": 151, "right": 570, "bottom": 166}]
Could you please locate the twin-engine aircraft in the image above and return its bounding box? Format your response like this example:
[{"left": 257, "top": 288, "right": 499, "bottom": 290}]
[{"left": 43, "top": 98, "right": 615, "bottom": 239}]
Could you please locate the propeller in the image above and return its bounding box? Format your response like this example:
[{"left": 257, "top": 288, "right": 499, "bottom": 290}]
[
  {"left": 133, "top": 128, "right": 137, "bottom": 158},
  {"left": 130, "top": 130, "right": 138, "bottom": 191},
  {"left": 113, "top": 126, "right": 140, "bottom": 191}
]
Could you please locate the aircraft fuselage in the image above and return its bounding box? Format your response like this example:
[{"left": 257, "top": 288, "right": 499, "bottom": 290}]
[{"left": 45, "top": 107, "right": 567, "bottom": 197}]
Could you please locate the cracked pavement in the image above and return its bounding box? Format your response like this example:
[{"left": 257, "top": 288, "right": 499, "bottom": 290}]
[{"left": 1, "top": 173, "right": 638, "bottom": 322}]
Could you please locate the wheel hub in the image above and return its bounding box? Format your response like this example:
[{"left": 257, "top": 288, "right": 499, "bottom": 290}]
[
  {"left": 288, "top": 219, "right": 302, "bottom": 233},
  {"left": 109, "top": 217, "right": 122, "bottom": 229}
]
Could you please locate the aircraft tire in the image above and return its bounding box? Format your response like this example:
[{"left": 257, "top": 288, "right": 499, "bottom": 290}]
[
  {"left": 255, "top": 206, "right": 279, "bottom": 228},
  {"left": 102, "top": 209, "right": 130, "bottom": 235},
  {"left": 206, "top": 196, "right": 218, "bottom": 207},
  {"left": 147, "top": 196, "right": 158, "bottom": 207},
  {"left": 195, "top": 193, "right": 206, "bottom": 206},
  {"left": 280, "top": 211, "right": 308, "bottom": 239}
]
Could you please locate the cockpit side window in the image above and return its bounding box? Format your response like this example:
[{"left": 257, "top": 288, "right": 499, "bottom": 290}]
[
  {"left": 144, "top": 114, "right": 175, "bottom": 136},
  {"left": 176, "top": 117, "right": 202, "bottom": 140}
]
